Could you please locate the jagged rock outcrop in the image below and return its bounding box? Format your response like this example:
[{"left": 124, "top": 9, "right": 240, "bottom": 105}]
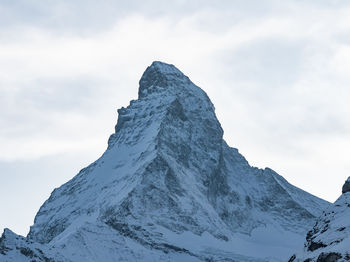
[
  {"left": 0, "top": 61, "right": 329, "bottom": 262},
  {"left": 0, "top": 228, "right": 65, "bottom": 262},
  {"left": 342, "top": 177, "right": 350, "bottom": 194},
  {"left": 290, "top": 177, "right": 350, "bottom": 262}
]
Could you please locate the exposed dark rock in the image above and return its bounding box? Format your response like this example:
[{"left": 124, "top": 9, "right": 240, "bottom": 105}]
[
  {"left": 19, "top": 247, "right": 36, "bottom": 258},
  {"left": 342, "top": 177, "right": 350, "bottom": 194},
  {"left": 317, "top": 252, "right": 342, "bottom": 262},
  {"left": 288, "top": 254, "right": 296, "bottom": 262},
  {"left": 308, "top": 241, "right": 327, "bottom": 252}
]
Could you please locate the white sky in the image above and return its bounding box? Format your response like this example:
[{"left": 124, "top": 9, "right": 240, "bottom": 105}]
[{"left": 1, "top": 0, "right": 350, "bottom": 236}]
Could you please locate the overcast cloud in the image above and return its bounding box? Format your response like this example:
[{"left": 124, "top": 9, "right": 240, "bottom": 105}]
[{"left": 1, "top": 0, "right": 350, "bottom": 236}]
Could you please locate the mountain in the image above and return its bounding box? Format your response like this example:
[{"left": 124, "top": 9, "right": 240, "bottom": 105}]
[
  {"left": 0, "top": 61, "right": 329, "bottom": 262},
  {"left": 290, "top": 177, "right": 350, "bottom": 262}
]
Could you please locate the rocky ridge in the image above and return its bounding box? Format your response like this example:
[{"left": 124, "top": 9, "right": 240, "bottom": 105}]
[{"left": 290, "top": 177, "right": 350, "bottom": 262}]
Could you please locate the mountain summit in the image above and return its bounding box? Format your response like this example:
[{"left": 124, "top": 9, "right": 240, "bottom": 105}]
[
  {"left": 138, "top": 61, "right": 192, "bottom": 98},
  {"left": 0, "top": 62, "right": 329, "bottom": 262}
]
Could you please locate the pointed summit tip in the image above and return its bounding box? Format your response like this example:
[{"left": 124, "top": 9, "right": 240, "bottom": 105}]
[
  {"left": 148, "top": 61, "right": 182, "bottom": 73},
  {"left": 138, "top": 61, "right": 191, "bottom": 98}
]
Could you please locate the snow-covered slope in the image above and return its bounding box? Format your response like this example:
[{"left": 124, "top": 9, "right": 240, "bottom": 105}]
[
  {"left": 0, "top": 61, "right": 329, "bottom": 262},
  {"left": 290, "top": 177, "right": 350, "bottom": 262}
]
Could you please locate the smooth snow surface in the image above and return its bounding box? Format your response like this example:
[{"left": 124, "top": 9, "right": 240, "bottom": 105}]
[{"left": 0, "top": 61, "right": 329, "bottom": 262}]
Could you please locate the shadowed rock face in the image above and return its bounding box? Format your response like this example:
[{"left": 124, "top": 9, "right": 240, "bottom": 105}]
[
  {"left": 342, "top": 177, "right": 350, "bottom": 194},
  {"left": 316, "top": 252, "right": 342, "bottom": 262},
  {"left": 1, "top": 61, "right": 329, "bottom": 262}
]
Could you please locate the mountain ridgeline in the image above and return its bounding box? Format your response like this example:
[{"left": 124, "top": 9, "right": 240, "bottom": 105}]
[{"left": 0, "top": 62, "right": 331, "bottom": 262}]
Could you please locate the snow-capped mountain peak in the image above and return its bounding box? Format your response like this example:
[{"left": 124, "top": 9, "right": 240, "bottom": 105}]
[{"left": 0, "top": 61, "right": 329, "bottom": 262}]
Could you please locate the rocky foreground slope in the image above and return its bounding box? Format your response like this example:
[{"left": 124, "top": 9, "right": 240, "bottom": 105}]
[
  {"left": 0, "top": 62, "right": 329, "bottom": 262},
  {"left": 290, "top": 178, "right": 350, "bottom": 262}
]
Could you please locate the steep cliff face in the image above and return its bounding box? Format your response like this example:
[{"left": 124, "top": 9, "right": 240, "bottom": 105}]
[
  {"left": 0, "top": 62, "right": 329, "bottom": 262},
  {"left": 290, "top": 177, "right": 350, "bottom": 262}
]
